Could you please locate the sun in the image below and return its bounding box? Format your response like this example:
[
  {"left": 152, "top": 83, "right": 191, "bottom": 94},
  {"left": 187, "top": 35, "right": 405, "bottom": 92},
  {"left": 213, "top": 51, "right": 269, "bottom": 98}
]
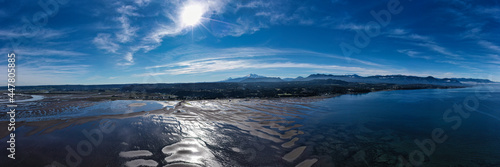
[{"left": 180, "top": 3, "right": 205, "bottom": 27}]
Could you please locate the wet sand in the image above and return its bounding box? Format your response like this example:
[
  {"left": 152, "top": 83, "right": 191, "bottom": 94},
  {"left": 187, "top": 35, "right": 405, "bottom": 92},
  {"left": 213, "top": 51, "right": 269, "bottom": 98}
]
[
  {"left": 282, "top": 137, "right": 299, "bottom": 148},
  {"left": 128, "top": 103, "right": 147, "bottom": 107},
  {"left": 282, "top": 146, "right": 307, "bottom": 162},
  {"left": 295, "top": 158, "right": 318, "bottom": 167},
  {"left": 1, "top": 97, "right": 320, "bottom": 166}
]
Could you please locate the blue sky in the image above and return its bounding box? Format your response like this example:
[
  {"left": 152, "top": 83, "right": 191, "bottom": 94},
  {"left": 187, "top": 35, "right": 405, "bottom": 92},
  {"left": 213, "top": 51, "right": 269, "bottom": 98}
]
[{"left": 1, "top": 0, "right": 499, "bottom": 86}]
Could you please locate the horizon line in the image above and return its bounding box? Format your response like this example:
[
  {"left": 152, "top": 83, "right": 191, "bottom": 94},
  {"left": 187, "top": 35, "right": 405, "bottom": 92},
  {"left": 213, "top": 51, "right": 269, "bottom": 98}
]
[{"left": 2, "top": 73, "right": 497, "bottom": 87}]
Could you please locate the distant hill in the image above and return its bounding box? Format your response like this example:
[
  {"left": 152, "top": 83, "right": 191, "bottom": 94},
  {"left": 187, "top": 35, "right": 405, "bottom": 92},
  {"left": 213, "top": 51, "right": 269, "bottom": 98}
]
[
  {"left": 300, "top": 74, "right": 463, "bottom": 86},
  {"left": 444, "top": 78, "right": 494, "bottom": 84},
  {"left": 295, "top": 74, "right": 361, "bottom": 82},
  {"left": 282, "top": 77, "right": 299, "bottom": 81},
  {"left": 221, "top": 74, "right": 270, "bottom": 82},
  {"left": 220, "top": 73, "right": 494, "bottom": 86},
  {"left": 240, "top": 77, "right": 284, "bottom": 83}
]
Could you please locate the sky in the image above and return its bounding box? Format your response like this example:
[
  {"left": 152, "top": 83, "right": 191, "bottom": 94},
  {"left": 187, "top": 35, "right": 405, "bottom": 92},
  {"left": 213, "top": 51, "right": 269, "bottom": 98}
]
[{"left": 1, "top": 0, "right": 500, "bottom": 86}]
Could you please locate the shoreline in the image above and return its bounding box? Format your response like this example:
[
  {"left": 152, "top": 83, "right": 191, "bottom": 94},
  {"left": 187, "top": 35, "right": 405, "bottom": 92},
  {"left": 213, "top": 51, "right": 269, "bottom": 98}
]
[{"left": 0, "top": 85, "right": 467, "bottom": 139}]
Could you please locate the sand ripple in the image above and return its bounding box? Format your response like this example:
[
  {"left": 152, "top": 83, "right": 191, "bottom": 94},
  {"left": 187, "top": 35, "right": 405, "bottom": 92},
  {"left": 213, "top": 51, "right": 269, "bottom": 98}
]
[
  {"left": 295, "top": 158, "right": 318, "bottom": 167},
  {"left": 119, "top": 150, "right": 153, "bottom": 158},
  {"left": 282, "top": 137, "right": 299, "bottom": 148},
  {"left": 282, "top": 146, "right": 307, "bottom": 162},
  {"left": 124, "top": 159, "right": 158, "bottom": 167}
]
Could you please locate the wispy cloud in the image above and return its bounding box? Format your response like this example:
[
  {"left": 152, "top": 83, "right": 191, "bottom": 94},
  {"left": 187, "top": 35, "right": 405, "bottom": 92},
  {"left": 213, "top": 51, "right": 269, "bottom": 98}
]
[
  {"left": 0, "top": 63, "right": 90, "bottom": 86},
  {"left": 91, "top": 2, "right": 150, "bottom": 66},
  {"left": 487, "top": 54, "right": 500, "bottom": 65},
  {"left": 116, "top": 15, "right": 138, "bottom": 43},
  {"left": 417, "top": 43, "right": 461, "bottom": 59},
  {"left": 116, "top": 5, "right": 140, "bottom": 43},
  {"left": 386, "top": 30, "right": 433, "bottom": 43},
  {"left": 387, "top": 29, "right": 462, "bottom": 59},
  {"left": 397, "top": 49, "right": 432, "bottom": 60},
  {"left": 0, "top": 47, "right": 87, "bottom": 56},
  {"left": 389, "top": 28, "right": 408, "bottom": 35},
  {"left": 92, "top": 33, "right": 119, "bottom": 53},
  {"left": 117, "top": 52, "right": 135, "bottom": 66},
  {"left": 478, "top": 40, "right": 500, "bottom": 53},
  {"left": 294, "top": 50, "right": 383, "bottom": 67},
  {"left": 138, "top": 59, "right": 389, "bottom": 76},
  {"left": 335, "top": 23, "right": 373, "bottom": 31},
  {"left": 251, "top": 5, "right": 315, "bottom": 25},
  {"left": 145, "top": 46, "right": 383, "bottom": 69},
  {"left": 138, "top": 46, "right": 388, "bottom": 77},
  {"left": 476, "top": 6, "right": 500, "bottom": 22},
  {"left": 0, "top": 28, "right": 71, "bottom": 40},
  {"left": 134, "top": 0, "right": 151, "bottom": 6},
  {"left": 235, "top": 0, "right": 271, "bottom": 10}
]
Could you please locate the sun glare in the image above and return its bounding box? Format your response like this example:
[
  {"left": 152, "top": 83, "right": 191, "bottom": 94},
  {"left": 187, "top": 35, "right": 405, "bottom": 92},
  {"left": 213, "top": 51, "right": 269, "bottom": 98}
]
[{"left": 180, "top": 3, "right": 205, "bottom": 27}]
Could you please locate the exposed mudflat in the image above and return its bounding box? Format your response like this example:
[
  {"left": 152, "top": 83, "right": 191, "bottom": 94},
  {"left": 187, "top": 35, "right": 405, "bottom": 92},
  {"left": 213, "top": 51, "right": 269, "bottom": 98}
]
[{"left": 2, "top": 85, "right": 500, "bottom": 166}]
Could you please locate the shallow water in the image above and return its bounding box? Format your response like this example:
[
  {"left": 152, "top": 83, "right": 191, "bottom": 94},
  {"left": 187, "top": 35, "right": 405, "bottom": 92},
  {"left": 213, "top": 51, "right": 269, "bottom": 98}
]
[
  {"left": 1, "top": 84, "right": 499, "bottom": 166},
  {"left": 302, "top": 84, "right": 500, "bottom": 166},
  {"left": 0, "top": 100, "right": 170, "bottom": 122},
  {"left": 0, "top": 95, "right": 44, "bottom": 104}
]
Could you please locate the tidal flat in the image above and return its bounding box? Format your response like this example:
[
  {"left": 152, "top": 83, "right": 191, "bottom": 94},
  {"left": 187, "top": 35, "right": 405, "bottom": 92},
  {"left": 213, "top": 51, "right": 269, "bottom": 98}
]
[{"left": 1, "top": 85, "right": 500, "bottom": 166}]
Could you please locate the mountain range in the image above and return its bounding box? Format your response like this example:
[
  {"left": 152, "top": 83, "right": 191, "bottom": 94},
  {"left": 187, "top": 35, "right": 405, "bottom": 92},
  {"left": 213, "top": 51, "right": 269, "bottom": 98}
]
[{"left": 221, "top": 74, "right": 495, "bottom": 85}]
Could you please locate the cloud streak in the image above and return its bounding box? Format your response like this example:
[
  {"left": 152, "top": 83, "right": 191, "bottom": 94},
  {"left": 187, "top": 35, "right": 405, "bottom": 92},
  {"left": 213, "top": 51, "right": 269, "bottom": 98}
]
[
  {"left": 93, "top": 33, "right": 119, "bottom": 53},
  {"left": 0, "top": 47, "right": 87, "bottom": 56},
  {"left": 137, "top": 46, "right": 389, "bottom": 77},
  {"left": 478, "top": 40, "right": 500, "bottom": 53},
  {"left": 138, "top": 59, "right": 389, "bottom": 76},
  {"left": 387, "top": 29, "right": 463, "bottom": 59},
  {"left": 146, "top": 46, "right": 383, "bottom": 70},
  {"left": 0, "top": 28, "right": 71, "bottom": 40}
]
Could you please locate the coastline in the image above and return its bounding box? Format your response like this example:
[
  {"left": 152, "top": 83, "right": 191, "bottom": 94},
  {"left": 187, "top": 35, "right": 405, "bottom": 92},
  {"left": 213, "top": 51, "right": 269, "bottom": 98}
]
[{"left": 0, "top": 85, "right": 467, "bottom": 139}]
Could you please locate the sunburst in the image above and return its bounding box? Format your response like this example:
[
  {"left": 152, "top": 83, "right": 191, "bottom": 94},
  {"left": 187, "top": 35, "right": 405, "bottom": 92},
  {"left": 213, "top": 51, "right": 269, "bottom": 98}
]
[{"left": 180, "top": 3, "right": 205, "bottom": 27}]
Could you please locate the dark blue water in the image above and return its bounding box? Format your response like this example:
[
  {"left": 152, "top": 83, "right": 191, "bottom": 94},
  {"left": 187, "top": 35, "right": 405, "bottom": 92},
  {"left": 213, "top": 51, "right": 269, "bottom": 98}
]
[{"left": 299, "top": 84, "right": 500, "bottom": 166}]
